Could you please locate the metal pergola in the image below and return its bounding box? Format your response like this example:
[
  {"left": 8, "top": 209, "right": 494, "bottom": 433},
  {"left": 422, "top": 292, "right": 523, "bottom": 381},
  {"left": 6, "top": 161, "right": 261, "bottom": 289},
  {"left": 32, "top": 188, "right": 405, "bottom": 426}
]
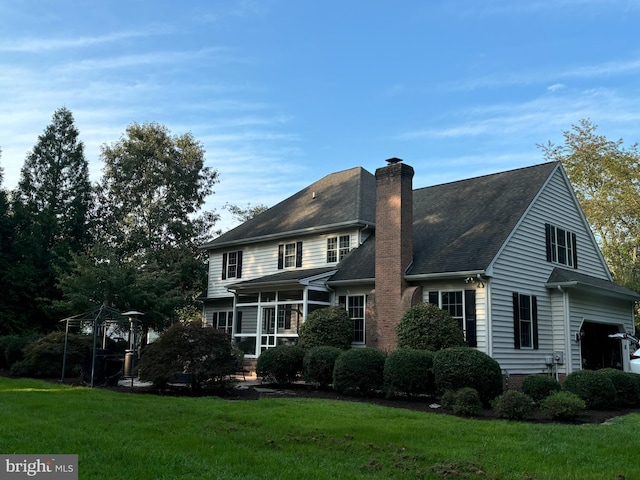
[{"left": 59, "top": 304, "right": 125, "bottom": 387}]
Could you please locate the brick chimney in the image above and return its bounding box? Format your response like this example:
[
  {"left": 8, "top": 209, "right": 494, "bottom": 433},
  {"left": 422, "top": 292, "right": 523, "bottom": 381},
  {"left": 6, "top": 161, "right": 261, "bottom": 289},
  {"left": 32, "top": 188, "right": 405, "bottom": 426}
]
[{"left": 371, "top": 158, "right": 416, "bottom": 351}]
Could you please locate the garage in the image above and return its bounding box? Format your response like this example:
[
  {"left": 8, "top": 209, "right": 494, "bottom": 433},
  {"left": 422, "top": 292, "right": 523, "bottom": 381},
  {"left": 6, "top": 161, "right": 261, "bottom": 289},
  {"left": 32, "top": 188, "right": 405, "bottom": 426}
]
[{"left": 579, "top": 321, "right": 623, "bottom": 371}]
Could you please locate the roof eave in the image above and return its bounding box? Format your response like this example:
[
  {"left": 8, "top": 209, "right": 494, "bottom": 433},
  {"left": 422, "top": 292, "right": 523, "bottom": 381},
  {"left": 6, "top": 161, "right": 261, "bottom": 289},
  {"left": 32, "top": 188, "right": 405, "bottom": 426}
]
[
  {"left": 546, "top": 281, "right": 640, "bottom": 301},
  {"left": 200, "top": 219, "right": 374, "bottom": 250},
  {"left": 405, "top": 270, "right": 488, "bottom": 281}
]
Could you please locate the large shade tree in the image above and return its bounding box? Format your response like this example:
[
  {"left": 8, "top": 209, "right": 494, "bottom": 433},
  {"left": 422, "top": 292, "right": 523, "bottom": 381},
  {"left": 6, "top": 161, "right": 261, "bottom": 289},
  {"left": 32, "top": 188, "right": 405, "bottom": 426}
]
[
  {"left": 60, "top": 122, "right": 219, "bottom": 332},
  {"left": 10, "top": 108, "right": 92, "bottom": 330},
  {"left": 539, "top": 119, "right": 640, "bottom": 295}
]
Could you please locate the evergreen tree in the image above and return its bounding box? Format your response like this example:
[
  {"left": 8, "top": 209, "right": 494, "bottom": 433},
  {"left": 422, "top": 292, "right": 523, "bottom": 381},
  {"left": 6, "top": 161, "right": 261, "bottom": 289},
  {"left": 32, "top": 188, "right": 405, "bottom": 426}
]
[{"left": 12, "top": 107, "right": 91, "bottom": 330}]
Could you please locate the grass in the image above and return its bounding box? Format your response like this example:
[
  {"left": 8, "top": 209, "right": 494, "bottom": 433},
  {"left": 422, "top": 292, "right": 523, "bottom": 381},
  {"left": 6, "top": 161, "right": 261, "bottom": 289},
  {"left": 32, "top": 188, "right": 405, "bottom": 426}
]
[{"left": 1, "top": 377, "right": 639, "bottom": 479}]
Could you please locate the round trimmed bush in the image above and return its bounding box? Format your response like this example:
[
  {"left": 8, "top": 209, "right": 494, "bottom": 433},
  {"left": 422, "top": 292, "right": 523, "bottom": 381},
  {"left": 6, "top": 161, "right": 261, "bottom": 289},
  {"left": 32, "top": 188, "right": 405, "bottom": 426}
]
[
  {"left": 256, "top": 345, "right": 305, "bottom": 384},
  {"left": 10, "top": 331, "right": 93, "bottom": 378},
  {"left": 432, "top": 347, "right": 503, "bottom": 405},
  {"left": 492, "top": 390, "right": 534, "bottom": 420},
  {"left": 540, "top": 391, "right": 586, "bottom": 420},
  {"left": 383, "top": 348, "right": 434, "bottom": 398},
  {"left": 597, "top": 368, "right": 640, "bottom": 407},
  {"left": 521, "top": 374, "right": 561, "bottom": 404},
  {"left": 297, "top": 306, "right": 353, "bottom": 350},
  {"left": 396, "top": 303, "right": 466, "bottom": 351},
  {"left": 451, "top": 387, "right": 482, "bottom": 416},
  {"left": 333, "top": 348, "right": 386, "bottom": 396},
  {"left": 0, "top": 334, "right": 40, "bottom": 369},
  {"left": 562, "top": 369, "right": 617, "bottom": 409},
  {"left": 303, "top": 346, "right": 342, "bottom": 387}
]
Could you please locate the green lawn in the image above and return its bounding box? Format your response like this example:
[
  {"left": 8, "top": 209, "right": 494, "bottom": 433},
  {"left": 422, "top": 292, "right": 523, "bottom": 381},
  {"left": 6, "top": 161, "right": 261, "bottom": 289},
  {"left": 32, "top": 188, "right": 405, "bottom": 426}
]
[{"left": 1, "top": 377, "right": 638, "bottom": 480}]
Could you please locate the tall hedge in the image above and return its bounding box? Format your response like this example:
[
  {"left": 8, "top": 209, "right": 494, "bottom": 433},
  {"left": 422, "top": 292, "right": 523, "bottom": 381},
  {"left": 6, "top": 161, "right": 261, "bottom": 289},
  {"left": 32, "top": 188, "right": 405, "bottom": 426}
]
[
  {"left": 396, "top": 303, "right": 466, "bottom": 351},
  {"left": 297, "top": 306, "right": 353, "bottom": 350}
]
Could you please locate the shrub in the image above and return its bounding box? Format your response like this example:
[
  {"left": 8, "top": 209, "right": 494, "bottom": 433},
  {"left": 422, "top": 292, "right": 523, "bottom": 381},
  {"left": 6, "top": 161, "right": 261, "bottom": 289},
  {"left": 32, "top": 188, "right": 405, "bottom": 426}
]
[
  {"left": 440, "top": 389, "right": 457, "bottom": 409},
  {"left": 492, "top": 390, "right": 534, "bottom": 420},
  {"left": 139, "top": 321, "right": 235, "bottom": 390},
  {"left": 0, "top": 334, "right": 40, "bottom": 369},
  {"left": 521, "top": 374, "right": 561, "bottom": 404},
  {"left": 562, "top": 369, "right": 617, "bottom": 409},
  {"left": 333, "top": 348, "right": 386, "bottom": 396},
  {"left": 451, "top": 387, "right": 483, "bottom": 417},
  {"left": 10, "top": 332, "right": 93, "bottom": 378},
  {"left": 432, "top": 347, "right": 503, "bottom": 405},
  {"left": 383, "top": 348, "right": 434, "bottom": 398},
  {"left": 297, "top": 306, "right": 353, "bottom": 350},
  {"left": 597, "top": 368, "right": 640, "bottom": 407},
  {"left": 540, "top": 391, "right": 586, "bottom": 420},
  {"left": 396, "top": 303, "right": 466, "bottom": 351},
  {"left": 303, "top": 346, "right": 342, "bottom": 387},
  {"left": 256, "top": 344, "right": 305, "bottom": 384}
]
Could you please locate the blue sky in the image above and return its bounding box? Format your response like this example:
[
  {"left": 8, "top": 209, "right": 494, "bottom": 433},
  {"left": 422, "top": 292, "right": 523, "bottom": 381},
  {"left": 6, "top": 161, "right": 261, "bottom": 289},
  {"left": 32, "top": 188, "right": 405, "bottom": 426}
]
[{"left": 1, "top": 1, "right": 640, "bottom": 231}]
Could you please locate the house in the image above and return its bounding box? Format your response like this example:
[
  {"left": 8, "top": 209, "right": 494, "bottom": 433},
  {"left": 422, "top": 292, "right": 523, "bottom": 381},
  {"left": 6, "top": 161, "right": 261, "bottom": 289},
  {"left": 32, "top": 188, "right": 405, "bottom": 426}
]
[{"left": 200, "top": 159, "right": 639, "bottom": 381}]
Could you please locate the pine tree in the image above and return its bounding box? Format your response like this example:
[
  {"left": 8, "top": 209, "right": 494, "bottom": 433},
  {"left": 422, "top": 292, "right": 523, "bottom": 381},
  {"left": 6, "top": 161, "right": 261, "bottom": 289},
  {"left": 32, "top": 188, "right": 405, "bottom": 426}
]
[{"left": 13, "top": 107, "right": 92, "bottom": 330}]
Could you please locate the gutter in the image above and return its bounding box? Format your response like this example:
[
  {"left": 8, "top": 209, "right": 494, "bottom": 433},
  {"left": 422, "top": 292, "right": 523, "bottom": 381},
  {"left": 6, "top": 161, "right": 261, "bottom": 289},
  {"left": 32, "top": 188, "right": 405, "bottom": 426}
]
[
  {"left": 200, "top": 219, "right": 375, "bottom": 250},
  {"left": 404, "top": 270, "right": 488, "bottom": 281}
]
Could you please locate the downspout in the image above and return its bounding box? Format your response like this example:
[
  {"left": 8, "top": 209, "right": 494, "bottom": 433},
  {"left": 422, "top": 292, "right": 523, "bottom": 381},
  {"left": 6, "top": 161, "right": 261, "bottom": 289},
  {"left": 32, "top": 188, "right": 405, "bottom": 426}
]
[
  {"left": 558, "top": 285, "right": 572, "bottom": 374},
  {"left": 485, "top": 278, "right": 492, "bottom": 357}
]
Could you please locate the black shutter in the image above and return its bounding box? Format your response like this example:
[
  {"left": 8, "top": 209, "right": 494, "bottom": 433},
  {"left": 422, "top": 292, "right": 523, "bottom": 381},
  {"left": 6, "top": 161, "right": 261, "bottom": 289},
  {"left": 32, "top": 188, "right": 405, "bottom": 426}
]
[
  {"left": 296, "top": 241, "right": 303, "bottom": 267},
  {"left": 571, "top": 232, "right": 578, "bottom": 269},
  {"left": 236, "top": 251, "right": 243, "bottom": 278},
  {"left": 532, "top": 295, "right": 539, "bottom": 350},
  {"left": 545, "top": 223, "right": 552, "bottom": 262},
  {"left": 465, "top": 290, "right": 477, "bottom": 348},
  {"left": 428, "top": 291, "right": 438, "bottom": 304},
  {"left": 277, "top": 244, "right": 284, "bottom": 269},
  {"left": 236, "top": 311, "right": 242, "bottom": 333},
  {"left": 222, "top": 253, "right": 228, "bottom": 280},
  {"left": 513, "top": 292, "right": 521, "bottom": 349},
  {"left": 338, "top": 295, "right": 347, "bottom": 306}
]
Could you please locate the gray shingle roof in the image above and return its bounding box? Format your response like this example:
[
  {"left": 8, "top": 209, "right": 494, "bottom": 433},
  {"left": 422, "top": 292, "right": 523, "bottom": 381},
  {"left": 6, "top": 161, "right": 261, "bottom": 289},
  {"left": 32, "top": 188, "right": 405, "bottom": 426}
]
[
  {"left": 408, "top": 161, "right": 558, "bottom": 275},
  {"left": 546, "top": 267, "right": 640, "bottom": 300},
  {"left": 202, "top": 167, "right": 375, "bottom": 249},
  {"left": 202, "top": 161, "right": 562, "bottom": 281},
  {"left": 331, "top": 162, "right": 559, "bottom": 281}
]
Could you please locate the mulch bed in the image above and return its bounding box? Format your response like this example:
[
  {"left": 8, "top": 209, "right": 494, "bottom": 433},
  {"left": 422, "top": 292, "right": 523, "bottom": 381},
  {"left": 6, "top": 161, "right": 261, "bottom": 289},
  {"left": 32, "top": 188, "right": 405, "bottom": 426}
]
[
  {"left": 3, "top": 371, "right": 636, "bottom": 424},
  {"left": 107, "top": 380, "right": 639, "bottom": 425}
]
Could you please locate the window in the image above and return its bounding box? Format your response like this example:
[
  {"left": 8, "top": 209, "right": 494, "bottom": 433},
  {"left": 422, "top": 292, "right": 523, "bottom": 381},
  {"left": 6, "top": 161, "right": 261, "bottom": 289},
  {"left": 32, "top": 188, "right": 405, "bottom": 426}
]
[
  {"left": 512, "top": 293, "right": 538, "bottom": 349},
  {"left": 213, "top": 311, "right": 233, "bottom": 335},
  {"left": 545, "top": 224, "right": 577, "bottom": 268},
  {"left": 427, "top": 290, "right": 477, "bottom": 347},
  {"left": 221, "top": 251, "right": 242, "bottom": 279},
  {"left": 327, "top": 235, "right": 351, "bottom": 263},
  {"left": 339, "top": 295, "right": 366, "bottom": 344},
  {"left": 278, "top": 241, "right": 302, "bottom": 269}
]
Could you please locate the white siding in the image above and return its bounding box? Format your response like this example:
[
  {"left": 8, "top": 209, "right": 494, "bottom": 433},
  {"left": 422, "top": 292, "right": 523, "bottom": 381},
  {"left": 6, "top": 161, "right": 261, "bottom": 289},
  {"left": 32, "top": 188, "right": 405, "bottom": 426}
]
[
  {"left": 489, "top": 167, "right": 618, "bottom": 374},
  {"left": 206, "top": 229, "right": 361, "bottom": 298},
  {"left": 419, "top": 281, "right": 487, "bottom": 351}
]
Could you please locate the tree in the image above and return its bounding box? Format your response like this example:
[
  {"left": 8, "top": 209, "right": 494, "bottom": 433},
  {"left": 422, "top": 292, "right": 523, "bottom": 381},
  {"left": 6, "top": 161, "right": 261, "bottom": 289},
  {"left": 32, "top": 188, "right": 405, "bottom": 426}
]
[
  {"left": 61, "top": 123, "right": 219, "bottom": 331},
  {"left": 224, "top": 202, "right": 268, "bottom": 223},
  {"left": 0, "top": 154, "right": 19, "bottom": 333},
  {"left": 10, "top": 108, "right": 91, "bottom": 331},
  {"left": 539, "top": 119, "right": 640, "bottom": 296}
]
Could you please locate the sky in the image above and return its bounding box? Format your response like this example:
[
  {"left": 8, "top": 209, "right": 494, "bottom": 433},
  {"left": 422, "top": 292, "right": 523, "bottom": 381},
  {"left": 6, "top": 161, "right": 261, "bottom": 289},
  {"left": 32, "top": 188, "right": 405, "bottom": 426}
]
[{"left": 1, "top": 0, "right": 640, "bottom": 232}]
